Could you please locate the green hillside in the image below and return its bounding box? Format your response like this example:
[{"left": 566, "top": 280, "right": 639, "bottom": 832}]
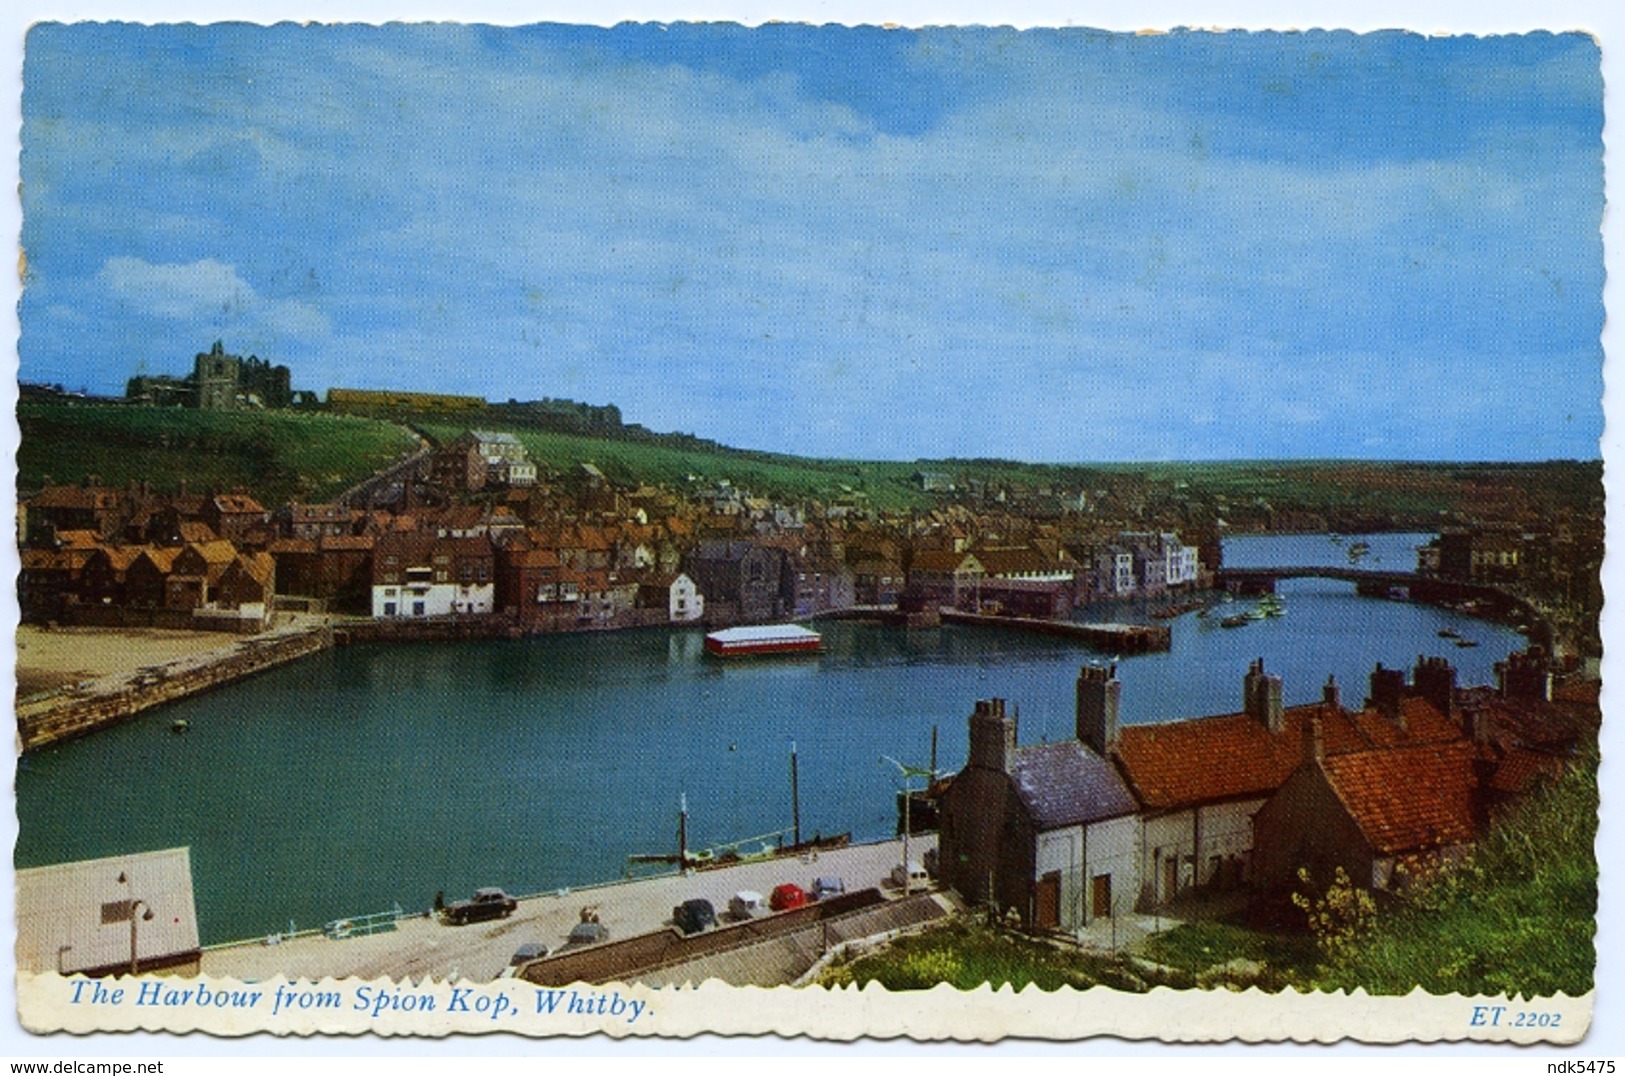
[
  {"left": 414, "top": 420, "right": 951, "bottom": 512},
  {"left": 17, "top": 401, "right": 421, "bottom": 504},
  {"left": 1313, "top": 745, "right": 1598, "bottom": 997}
]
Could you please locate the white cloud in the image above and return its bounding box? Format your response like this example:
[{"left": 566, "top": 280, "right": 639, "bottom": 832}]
[
  {"left": 95, "top": 257, "right": 330, "bottom": 339},
  {"left": 98, "top": 257, "right": 251, "bottom": 318}
]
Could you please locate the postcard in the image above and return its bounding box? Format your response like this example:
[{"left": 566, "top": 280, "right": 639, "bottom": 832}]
[{"left": 6, "top": 11, "right": 1612, "bottom": 1050}]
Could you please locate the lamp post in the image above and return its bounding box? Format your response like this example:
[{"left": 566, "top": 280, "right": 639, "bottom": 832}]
[
  {"left": 881, "top": 755, "right": 932, "bottom": 896},
  {"left": 129, "top": 900, "right": 153, "bottom": 977},
  {"left": 117, "top": 870, "right": 155, "bottom": 977}
]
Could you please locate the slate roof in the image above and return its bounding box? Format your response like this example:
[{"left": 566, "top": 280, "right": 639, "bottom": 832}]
[
  {"left": 1008, "top": 741, "right": 1137, "bottom": 830},
  {"left": 1320, "top": 741, "right": 1478, "bottom": 854}
]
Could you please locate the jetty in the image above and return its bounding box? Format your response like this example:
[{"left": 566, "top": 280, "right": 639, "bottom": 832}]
[{"left": 939, "top": 611, "right": 1171, "bottom": 653}]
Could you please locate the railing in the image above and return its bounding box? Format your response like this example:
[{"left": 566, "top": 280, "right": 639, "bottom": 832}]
[{"left": 202, "top": 902, "right": 408, "bottom": 952}]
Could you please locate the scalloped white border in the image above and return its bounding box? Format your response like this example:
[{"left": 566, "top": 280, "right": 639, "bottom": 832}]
[
  {"left": 5, "top": 5, "right": 1618, "bottom": 1057},
  {"left": 15, "top": 973, "right": 1596, "bottom": 1043}
]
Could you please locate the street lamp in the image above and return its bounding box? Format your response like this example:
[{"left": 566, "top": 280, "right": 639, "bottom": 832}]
[
  {"left": 129, "top": 900, "right": 153, "bottom": 977},
  {"left": 117, "top": 870, "right": 155, "bottom": 977},
  {"left": 881, "top": 755, "right": 932, "bottom": 896}
]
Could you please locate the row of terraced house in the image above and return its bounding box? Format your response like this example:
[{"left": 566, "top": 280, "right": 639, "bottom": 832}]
[
  {"left": 19, "top": 468, "right": 1205, "bottom": 634},
  {"left": 935, "top": 650, "right": 1595, "bottom": 930}
]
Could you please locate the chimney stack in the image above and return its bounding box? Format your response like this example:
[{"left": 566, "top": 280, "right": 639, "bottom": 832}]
[
  {"left": 1413, "top": 655, "right": 1457, "bottom": 720},
  {"left": 1368, "top": 663, "right": 1407, "bottom": 728},
  {"left": 1322, "top": 674, "right": 1342, "bottom": 712},
  {"left": 1244, "top": 658, "right": 1284, "bottom": 734},
  {"left": 1496, "top": 649, "right": 1552, "bottom": 702},
  {"left": 1076, "top": 663, "right": 1122, "bottom": 757},
  {"left": 1303, "top": 712, "right": 1325, "bottom": 764},
  {"left": 968, "top": 698, "right": 1016, "bottom": 773}
]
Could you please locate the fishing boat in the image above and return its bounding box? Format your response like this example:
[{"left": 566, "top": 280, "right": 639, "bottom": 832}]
[
  {"left": 704, "top": 624, "right": 823, "bottom": 657},
  {"left": 1256, "top": 594, "right": 1286, "bottom": 618},
  {"left": 1438, "top": 629, "right": 1459, "bottom": 639},
  {"left": 1455, "top": 639, "right": 1481, "bottom": 648},
  {"left": 1220, "top": 613, "right": 1250, "bottom": 628},
  {"left": 1347, "top": 541, "right": 1371, "bottom": 563}
]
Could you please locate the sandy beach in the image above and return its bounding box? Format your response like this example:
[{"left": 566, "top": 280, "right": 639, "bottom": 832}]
[{"left": 14, "top": 624, "right": 252, "bottom": 699}]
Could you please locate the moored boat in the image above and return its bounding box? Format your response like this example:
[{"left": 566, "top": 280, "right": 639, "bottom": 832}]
[{"left": 704, "top": 624, "right": 823, "bottom": 657}]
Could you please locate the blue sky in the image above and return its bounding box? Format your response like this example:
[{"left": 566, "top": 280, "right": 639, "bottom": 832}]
[{"left": 18, "top": 23, "right": 1604, "bottom": 461}]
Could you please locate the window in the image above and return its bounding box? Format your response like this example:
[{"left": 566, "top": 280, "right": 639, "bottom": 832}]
[
  {"left": 383, "top": 602, "right": 397, "bottom": 616},
  {"left": 412, "top": 601, "right": 425, "bottom": 616}
]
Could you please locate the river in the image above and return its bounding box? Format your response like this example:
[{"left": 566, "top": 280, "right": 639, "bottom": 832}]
[{"left": 14, "top": 532, "right": 1526, "bottom": 945}]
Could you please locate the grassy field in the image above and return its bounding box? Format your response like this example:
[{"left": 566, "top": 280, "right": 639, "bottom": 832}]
[
  {"left": 20, "top": 400, "right": 1602, "bottom": 526},
  {"left": 414, "top": 420, "right": 957, "bottom": 512},
  {"left": 18, "top": 402, "right": 421, "bottom": 504}
]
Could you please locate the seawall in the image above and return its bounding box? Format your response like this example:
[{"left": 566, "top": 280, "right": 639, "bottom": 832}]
[
  {"left": 939, "top": 610, "right": 1172, "bottom": 653},
  {"left": 16, "top": 627, "right": 334, "bottom": 752}
]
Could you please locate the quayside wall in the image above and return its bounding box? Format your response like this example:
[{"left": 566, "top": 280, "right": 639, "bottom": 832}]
[
  {"left": 16, "top": 628, "right": 333, "bottom": 752},
  {"left": 939, "top": 610, "right": 1172, "bottom": 653}
]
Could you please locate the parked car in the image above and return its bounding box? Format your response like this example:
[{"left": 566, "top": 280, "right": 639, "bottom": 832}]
[
  {"left": 498, "top": 941, "right": 550, "bottom": 977},
  {"left": 769, "top": 882, "right": 810, "bottom": 911},
  {"left": 811, "top": 876, "right": 846, "bottom": 901},
  {"left": 890, "top": 861, "right": 930, "bottom": 890},
  {"left": 672, "top": 898, "right": 718, "bottom": 935},
  {"left": 442, "top": 887, "right": 518, "bottom": 926},
  {"left": 728, "top": 890, "right": 767, "bottom": 920},
  {"left": 565, "top": 920, "right": 610, "bottom": 947}
]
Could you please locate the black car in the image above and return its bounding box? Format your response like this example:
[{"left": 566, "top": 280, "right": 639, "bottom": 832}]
[
  {"left": 672, "top": 898, "right": 718, "bottom": 935},
  {"left": 442, "top": 887, "right": 518, "bottom": 926}
]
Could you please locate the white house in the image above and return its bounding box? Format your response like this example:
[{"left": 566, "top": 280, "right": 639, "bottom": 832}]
[
  {"left": 936, "top": 696, "right": 1140, "bottom": 930},
  {"left": 371, "top": 535, "right": 495, "bottom": 619}
]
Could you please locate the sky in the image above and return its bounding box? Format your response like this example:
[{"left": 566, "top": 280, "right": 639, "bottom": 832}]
[{"left": 17, "top": 22, "right": 1605, "bottom": 462}]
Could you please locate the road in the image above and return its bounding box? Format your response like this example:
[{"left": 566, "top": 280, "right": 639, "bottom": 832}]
[{"left": 200, "top": 835, "right": 934, "bottom": 984}]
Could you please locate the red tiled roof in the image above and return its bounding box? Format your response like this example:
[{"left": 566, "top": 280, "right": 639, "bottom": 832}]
[
  {"left": 1320, "top": 742, "right": 1478, "bottom": 854},
  {"left": 910, "top": 550, "right": 981, "bottom": 574},
  {"left": 974, "top": 546, "right": 1052, "bottom": 577},
  {"left": 1344, "top": 697, "right": 1462, "bottom": 748},
  {"left": 29, "top": 486, "right": 120, "bottom": 510},
  {"left": 91, "top": 546, "right": 146, "bottom": 572},
  {"left": 212, "top": 494, "right": 266, "bottom": 514},
  {"left": 319, "top": 535, "right": 375, "bottom": 553},
  {"left": 1117, "top": 698, "right": 1461, "bottom": 810},
  {"left": 188, "top": 540, "right": 239, "bottom": 566},
  {"left": 1488, "top": 747, "right": 1567, "bottom": 795},
  {"left": 53, "top": 530, "right": 103, "bottom": 549},
  {"left": 134, "top": 547, "right": 181, "bottom": 572},
  {"left": 267, "top": 538, "right": 317, "bottom": 555},
  {"left": 21, "top": 549, "right": 91, "bottom": 572},
  {"left": 229, "top": 552, "right": 276, "bottom": 587}
]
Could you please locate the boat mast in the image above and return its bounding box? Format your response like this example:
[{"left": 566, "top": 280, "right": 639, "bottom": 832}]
[
  {"left": 790, "top": 742, "right": 802, "bottom": 848},
  {"left": 677, "top": 792, "right": 688, "bottom": 871}
]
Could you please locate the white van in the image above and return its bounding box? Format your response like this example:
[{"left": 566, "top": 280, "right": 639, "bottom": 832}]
[
  {"left": 728, "top": 890, "right": 767, "bottom": 920},
  {"left": 890, "top": 861, "right": 930, "bottom": 890}
]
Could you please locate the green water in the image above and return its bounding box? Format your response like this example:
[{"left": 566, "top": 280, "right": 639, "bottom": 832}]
[{"left": 15, "top": 533, "right": 1524, "bottom": 945}]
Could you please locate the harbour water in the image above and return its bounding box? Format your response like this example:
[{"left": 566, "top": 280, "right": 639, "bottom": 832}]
[{"left": 14, "top": 532, "right": 1525, "bottom": 945}]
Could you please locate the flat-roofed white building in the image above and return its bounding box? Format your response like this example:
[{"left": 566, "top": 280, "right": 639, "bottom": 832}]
[{"left": 17, "top": 847, "right": 201, "bottom": 977}]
